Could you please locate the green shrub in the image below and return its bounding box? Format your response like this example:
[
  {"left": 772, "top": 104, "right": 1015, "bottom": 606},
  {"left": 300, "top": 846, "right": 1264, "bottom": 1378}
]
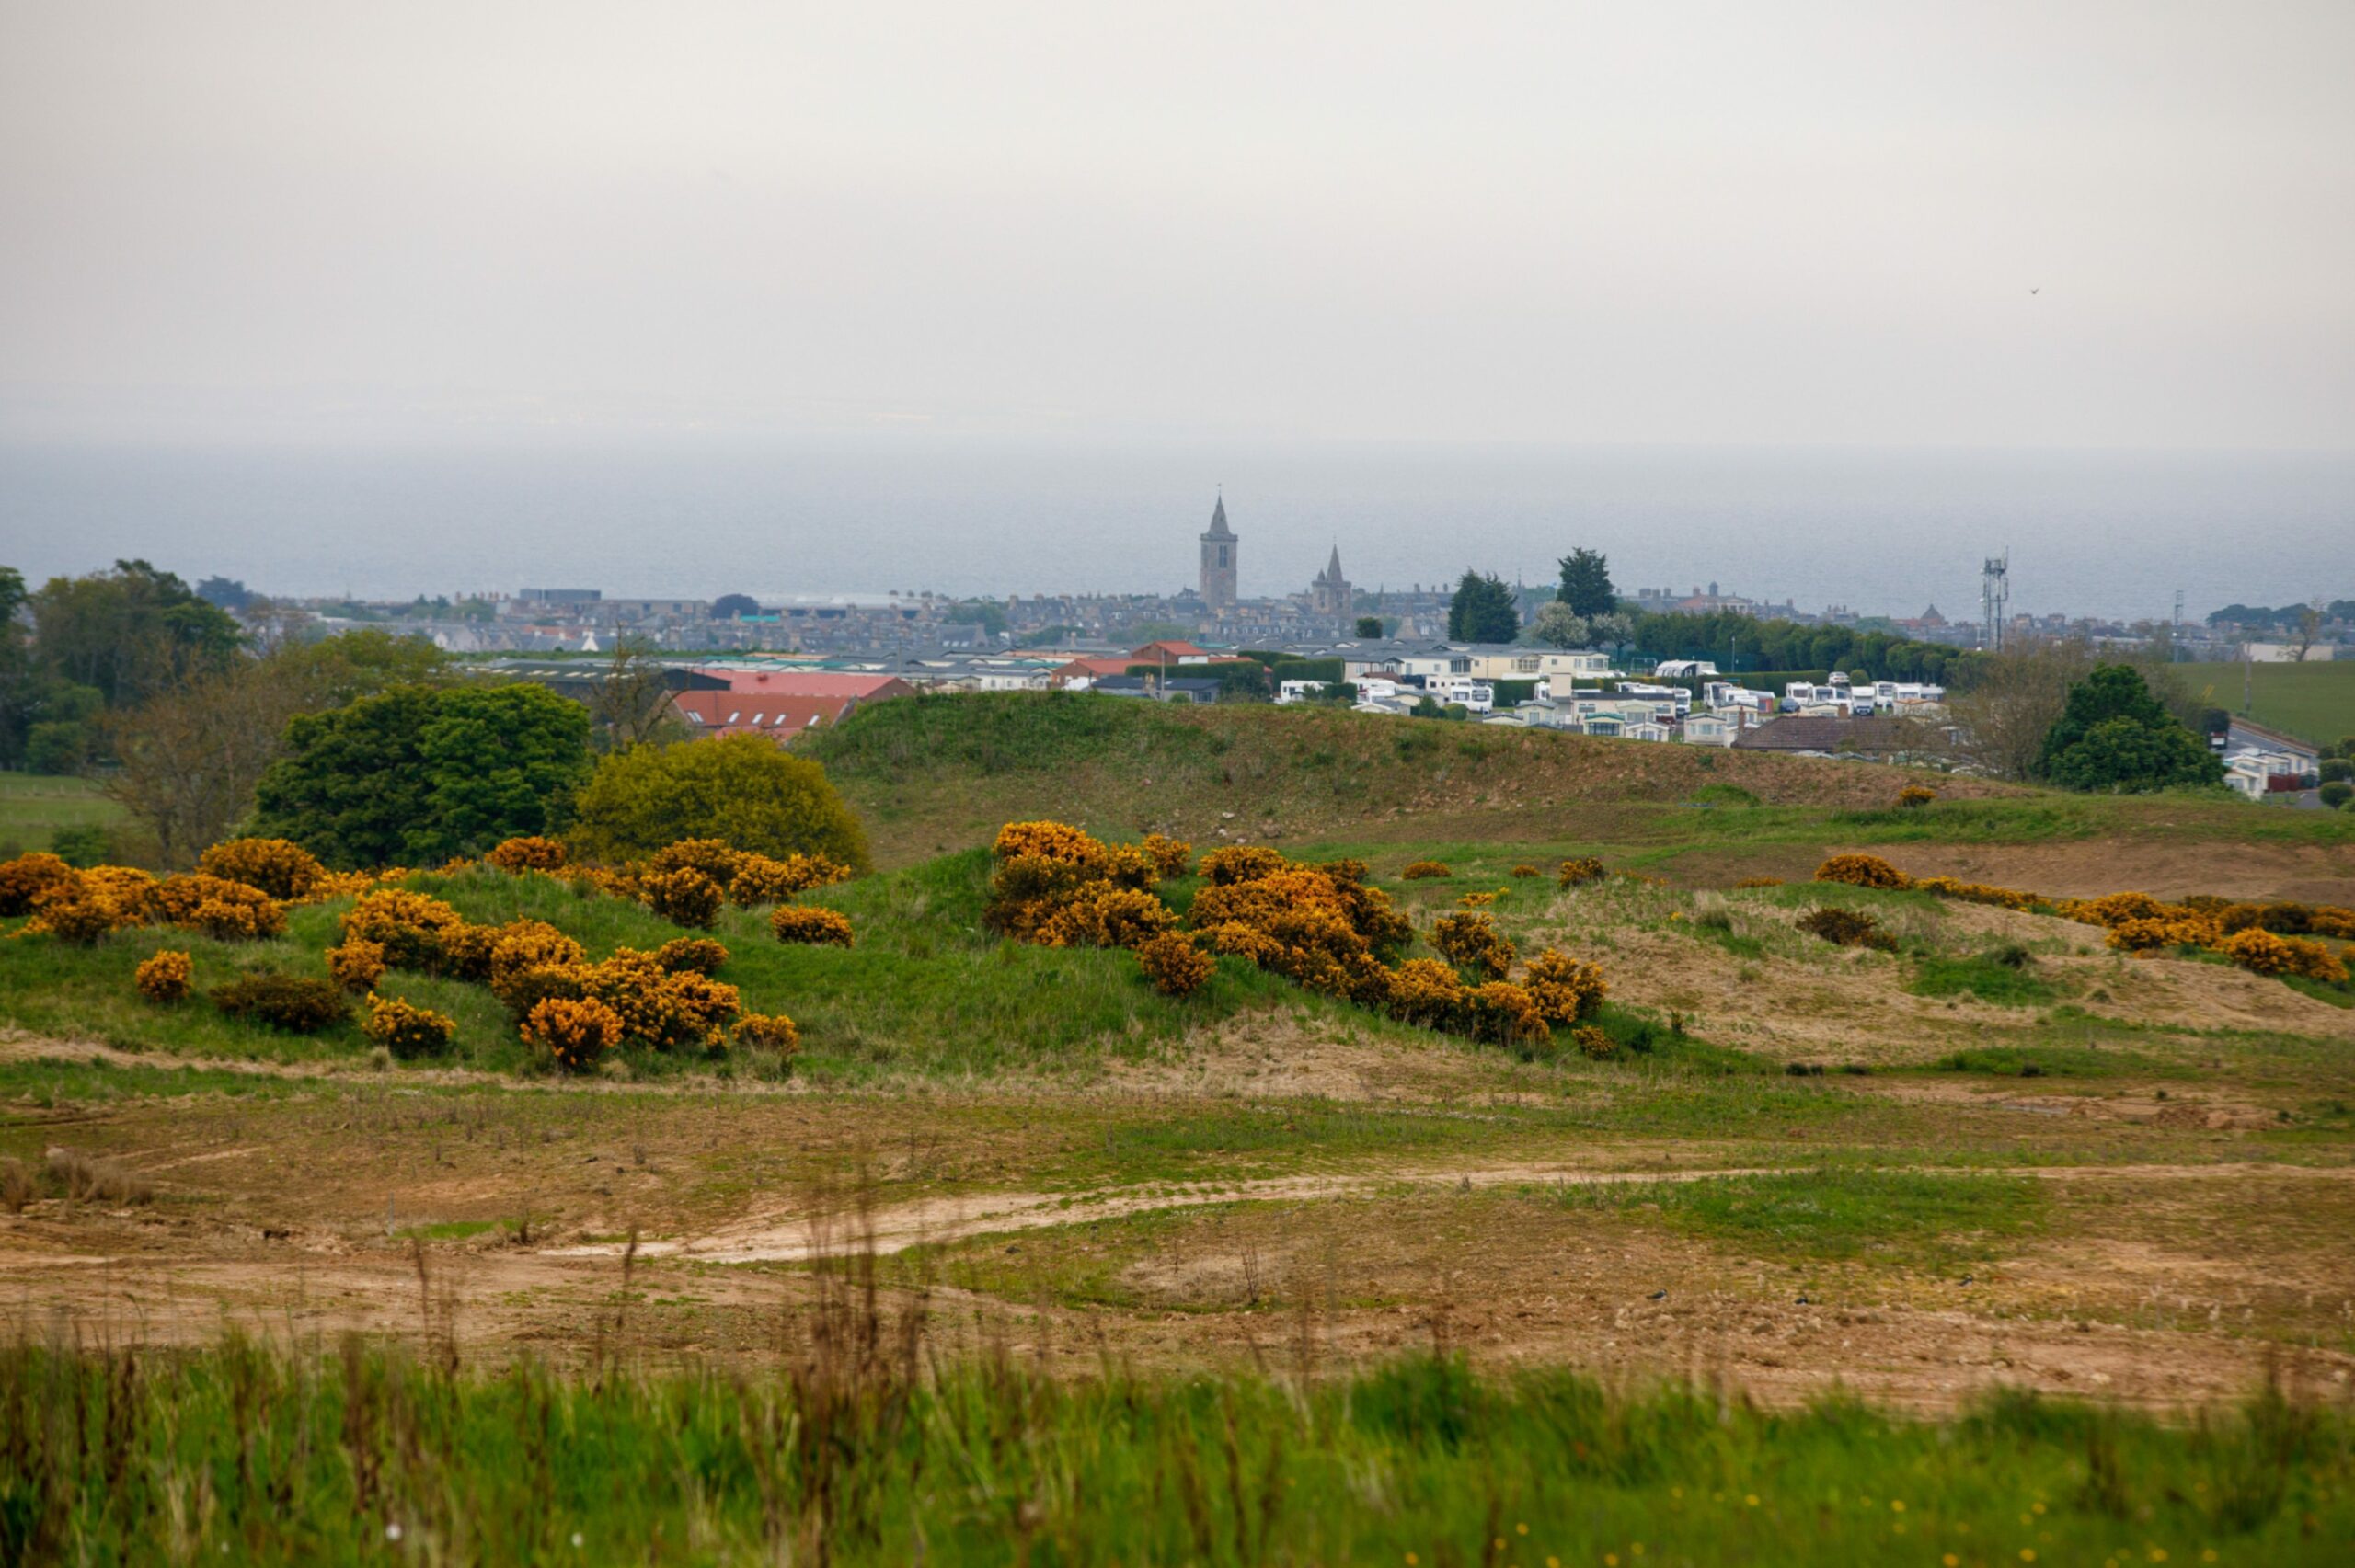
[
  {"left": 569, "top": 735, "right": 871, "bottom": 872},
  {"left": 250, "top": 683, "right": 593, "bottom": 867},
  {"left": 2322, "top": 782, "right": 2353, "bottom": 810},
  {"left": 212, "top": 975, "right": 350, "bottom": 1035},
  {"left": 1797, "top": 906, "right": 1897, "bottom": 952},
  {"left": 48, "top": 826, "right": 114, "bottom": 869}
]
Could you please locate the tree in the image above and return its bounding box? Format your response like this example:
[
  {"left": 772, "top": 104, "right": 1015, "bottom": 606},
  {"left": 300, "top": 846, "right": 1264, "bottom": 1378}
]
[
  {"left": 568, "top": 734, "right": 871, "bottom": 871},
  {"left": 2292, "top": 603, "right": 2323, "bottom": 662},
  {"left": 250, "top": 683, "right": 592, "bottom": 867},
  {"left": 197, "top": 577, "right": 253, "bottom": 612},
  {"left": 1555, "top": 549, "right": 1616, "bottom": 619},
  {"left": 29, "top": 560, "right": 244, "bottom": 706},
  {"left": 712, "top": 593, "right": 759, "bottom": 621},
  {"left": 1447, "top": 571, "right": 1521, "bottom": 643},
  {"left": 1354, "top": 616, "right": 1384, "bottom": 638},
  {"left": 100, "top": 662, "right": 315, "bottom": 865},
  {"left": 271, "top": 627, "right": 451, "bottom": 706},
  {"left": 1947, "top": 641, "right": 2100, "bottom": 782},
  {"left": 1530, "top": 603, "right": 1590, "bottom": 649},
  {"left": 93, "top": 630, "right": 454, "bottom": 866},
  {"left": 586, "top": 639, "right": 688, "bottom": 751},
  {"left": 2036, "top": 664, "right": 2222, "bottom": 793}
]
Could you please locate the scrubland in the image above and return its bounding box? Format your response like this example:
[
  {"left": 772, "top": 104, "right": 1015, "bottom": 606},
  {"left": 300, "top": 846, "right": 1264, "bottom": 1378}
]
[{"left": 5, "top": 695, "right": 2354, "bottom": 1563}]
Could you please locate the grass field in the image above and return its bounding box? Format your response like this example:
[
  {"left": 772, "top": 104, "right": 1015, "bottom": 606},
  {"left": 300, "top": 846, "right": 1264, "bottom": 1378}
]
[
  {"left": 2178, "top": 658, "right": 2355, "bottom": 747},
  {"left": 6, "top": 697, "right": 2355, "bottom": 1562},
  {"left": 8, "top": 1340, "right": 2349, "bottom": 1565},
  {"left": 805, "top": 694, "right": 2355, "bottom": 882},
  {"left": 0, "top": 771, "right": 126, "bottom": 858}
]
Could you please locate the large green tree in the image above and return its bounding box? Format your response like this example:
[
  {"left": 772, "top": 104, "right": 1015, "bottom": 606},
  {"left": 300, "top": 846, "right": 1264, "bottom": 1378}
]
[
  {"left": 97, "top": 630, "right": 452, "bottom": 865},
  {"left": 1447, "top": 571, "right": 1521, "bottom": 643},
  {"left": 1555, "top": 549, "right": 1617, "bottom": 619},
  {"left": 29, "top": 559, "right": 244, "bottom": 706},
  {"left": 250, "top": 682, "right": 592, "bottom": 867},
  {"left": 2036, "top": 664, "right": 2222, "bottom": 793},
  {"left": 569, "top": 734, "right": 871, "bottom": 871}
]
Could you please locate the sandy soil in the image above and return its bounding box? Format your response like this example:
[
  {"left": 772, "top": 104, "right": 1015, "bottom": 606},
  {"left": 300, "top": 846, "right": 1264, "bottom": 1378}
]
[
  {"left": 11, "top": 1160, "right": 2352, "bottom": 1414},
  {"left": 1879, "top": 840, "right": 2355, "bottom": 904}
]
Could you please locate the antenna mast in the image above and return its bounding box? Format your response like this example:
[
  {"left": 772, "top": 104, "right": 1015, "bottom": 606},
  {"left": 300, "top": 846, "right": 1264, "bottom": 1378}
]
[{"left": 1981, "top": 552, "right": 2010, "bottom": 651}]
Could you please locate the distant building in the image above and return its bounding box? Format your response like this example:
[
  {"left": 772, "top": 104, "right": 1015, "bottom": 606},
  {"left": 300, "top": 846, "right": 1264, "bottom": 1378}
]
[
  {"left": 1199, "top": 495, "right": 1238, "bottom": 612},
  {"left": 1308, "top": 545, "right": 1351, "bottom": 620}
]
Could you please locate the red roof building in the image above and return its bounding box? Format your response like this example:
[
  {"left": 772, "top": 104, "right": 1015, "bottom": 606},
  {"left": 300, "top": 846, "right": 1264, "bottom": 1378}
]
[
  {"left": 672, "top": 674, "right": 913, "bottom": 743},
  {"left": 1051, "top": 642, "right": 1253, "bottom": 688},
  {"left": 689, "top": 669, "right": 913, "bottom": 701}
]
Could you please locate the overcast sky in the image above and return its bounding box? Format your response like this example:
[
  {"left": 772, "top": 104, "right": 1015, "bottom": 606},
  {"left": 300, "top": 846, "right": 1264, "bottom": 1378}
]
[{"left": 2, "top": 1, "right": 2349, "bottom": 451}]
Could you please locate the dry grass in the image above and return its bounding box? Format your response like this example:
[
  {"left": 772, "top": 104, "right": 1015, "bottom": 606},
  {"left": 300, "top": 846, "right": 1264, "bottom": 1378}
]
[{"left": 42, "top": 1146, "right": 155, "bottom": 1207}]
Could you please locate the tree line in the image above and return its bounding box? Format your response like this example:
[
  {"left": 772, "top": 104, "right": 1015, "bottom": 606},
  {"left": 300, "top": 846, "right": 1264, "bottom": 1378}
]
[{"left": 3, "top": 560, "right": 867, "bottom": 870}]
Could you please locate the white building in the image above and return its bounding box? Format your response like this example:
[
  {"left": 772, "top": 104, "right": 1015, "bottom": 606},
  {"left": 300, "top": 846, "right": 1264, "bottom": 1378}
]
[{"left": 1679, "top": 715, "right": 1739, "bottom": 746}]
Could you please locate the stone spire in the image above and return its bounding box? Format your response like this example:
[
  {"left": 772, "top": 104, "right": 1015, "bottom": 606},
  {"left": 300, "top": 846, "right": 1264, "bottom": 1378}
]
[{"left": 1198, "top": 492, "right": 1237, "bottom": 612}]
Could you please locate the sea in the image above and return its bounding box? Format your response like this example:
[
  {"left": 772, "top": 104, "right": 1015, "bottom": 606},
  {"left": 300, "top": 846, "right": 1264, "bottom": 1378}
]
[{"left": 1, "top": 440, "right": 2349, "bottom": 624}]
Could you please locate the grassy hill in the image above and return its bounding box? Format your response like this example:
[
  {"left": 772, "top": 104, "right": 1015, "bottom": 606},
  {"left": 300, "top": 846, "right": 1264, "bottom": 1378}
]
[
  {"left": 803, "top": 692, "right": 2015, "bottom": 862},
  {"left": 2177, "top": 658, "right": 2355, "bottom": 746},
  {"left": 804, "top": 692, "right": 2353, "bottom": 881}
]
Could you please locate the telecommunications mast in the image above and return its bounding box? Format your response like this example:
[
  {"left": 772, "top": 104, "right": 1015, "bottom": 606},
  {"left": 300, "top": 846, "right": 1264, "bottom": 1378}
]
[{"left": 1981, "top": 552, "right": 2010, "bottom": 651}]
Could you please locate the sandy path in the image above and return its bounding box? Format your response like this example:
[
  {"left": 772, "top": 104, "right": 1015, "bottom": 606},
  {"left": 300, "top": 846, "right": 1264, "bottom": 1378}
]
[{"left": 541, "top": 1158, "right": 2355, "bottom": 1265}]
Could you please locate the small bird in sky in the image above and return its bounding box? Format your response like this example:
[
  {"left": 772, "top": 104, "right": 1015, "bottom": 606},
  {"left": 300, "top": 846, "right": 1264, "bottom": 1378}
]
[{"left": 2029, "top": 287, "right": 2040, "bottom": 295}]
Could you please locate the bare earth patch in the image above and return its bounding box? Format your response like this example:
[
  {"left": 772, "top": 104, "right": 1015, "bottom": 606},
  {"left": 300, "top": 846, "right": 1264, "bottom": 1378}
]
[{"left": 1879, "top": 839, "right": 2355, "bottom": 904}]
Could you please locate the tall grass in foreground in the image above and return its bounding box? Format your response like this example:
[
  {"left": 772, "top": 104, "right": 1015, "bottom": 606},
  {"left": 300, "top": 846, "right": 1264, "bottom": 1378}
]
[{"left": 5, "top": 1316, "right": 2349, "bottom": 1564}]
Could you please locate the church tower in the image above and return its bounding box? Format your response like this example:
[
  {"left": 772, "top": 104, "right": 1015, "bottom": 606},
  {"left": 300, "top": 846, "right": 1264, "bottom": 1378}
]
[
  {"left": 1309, "top": 544, "right": 1351, "bottom": 620},
  {"left": 1199, "top": 493, "right": 1237, "bottom": 612}
]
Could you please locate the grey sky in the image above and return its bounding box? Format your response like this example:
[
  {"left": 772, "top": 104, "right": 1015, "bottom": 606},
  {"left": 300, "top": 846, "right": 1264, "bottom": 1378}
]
[{"left": 2, "top": 1, "right": 2349, "bottom": 450}]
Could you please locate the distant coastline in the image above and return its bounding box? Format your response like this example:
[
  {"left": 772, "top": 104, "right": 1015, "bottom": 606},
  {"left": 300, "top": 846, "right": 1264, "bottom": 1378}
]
[{"left": 3, "top": 439, "right": 2348, "bottom": 623}]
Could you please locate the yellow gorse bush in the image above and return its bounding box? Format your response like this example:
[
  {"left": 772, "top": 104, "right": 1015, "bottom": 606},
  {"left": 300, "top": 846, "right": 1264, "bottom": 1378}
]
[
  {"left": 196, "top": 838, "right": 328, "bottom": 901},
  {"left": 733, "top": 1012, "right": 802, "bottom": 1054},
  {"left": 487, "top": 836, "right": 568, "bottom": 873},
  {"left": 1135, "top": 932, "right": 1213, "bottom": 996},
  {"left": 362, "top": 994, "right": 456, "bottom": 1059},
  {"left": 0, "top": 853, "right": 79, "bottom": 917},
  {"left": 1522, "top": 949, "right": 1608, "bottom": 1026},
  {"left": 1139, "top": 833, "right": 1193, "bottom": 879},
  {"left": 1910, "top": 876, "right": 2039, "bottom": 912},
  {"left": 326, "top": 939, "right": 388, "bottom": 992},
  {"left": 1431, "top": 911, "right": 1516, "bottom": 981},
  {"left": 653, "top": 937, "right": 729, "bottom": 975},
  {"left": 134, "top": 949, "right": 193, "bottom": 1004},
  {"left": 638, "top": 866, "right": 723, "bottom": 930},
  {"left": 522, "top": 996, "right": 623, "bottom": 1071},
  {"left": 1821, "top": 859, "right": 2355, "bottom": 990},
  {"left": 2105, "top": 917, "right": 2218, "bottom": 955},
  {"left": 1814, "top": 854, "right": 1911, "bottom": 890},
  {"left": 770, "top": 907, "right": 856, "bottom": 947},
  {"left": 729, "top": 852, "right": 853, "bottom": 907},
  {"left": 341, "top": 888, "right": 466, "bottom": 970}
]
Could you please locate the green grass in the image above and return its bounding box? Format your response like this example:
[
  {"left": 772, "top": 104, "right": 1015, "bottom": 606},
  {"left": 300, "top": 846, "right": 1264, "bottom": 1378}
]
[
  {"left": 0, "top": 849, "right": 1785, "bottom": 1089},
  {"left": 8, "top": 1339, "right": 2346, "bottom": 1565},
  {"left": 800, "top": 690, "right": 2355, "bottom": 873},
  {"left": 1929, "top": 1044, "right": 2168, "bottom": 1080},
  {"left": 2281, "top": 974, "right": 2355, "bottom": 1009},
  {"left": 0, "top": 771, "right": 128, "bottom": 857},
  {"left": 1908, "top": 952, "right": 2060, "bottom": 1008},
  {"left": 1548, "top": 1167, "right": 2047, "bottom": 1271},
  {"left": 2179, "top": 659, "right": 2355, "bottom": 747},
  {"left": 0, "top": 854, "right": 1318, "bottom": 1082}
]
